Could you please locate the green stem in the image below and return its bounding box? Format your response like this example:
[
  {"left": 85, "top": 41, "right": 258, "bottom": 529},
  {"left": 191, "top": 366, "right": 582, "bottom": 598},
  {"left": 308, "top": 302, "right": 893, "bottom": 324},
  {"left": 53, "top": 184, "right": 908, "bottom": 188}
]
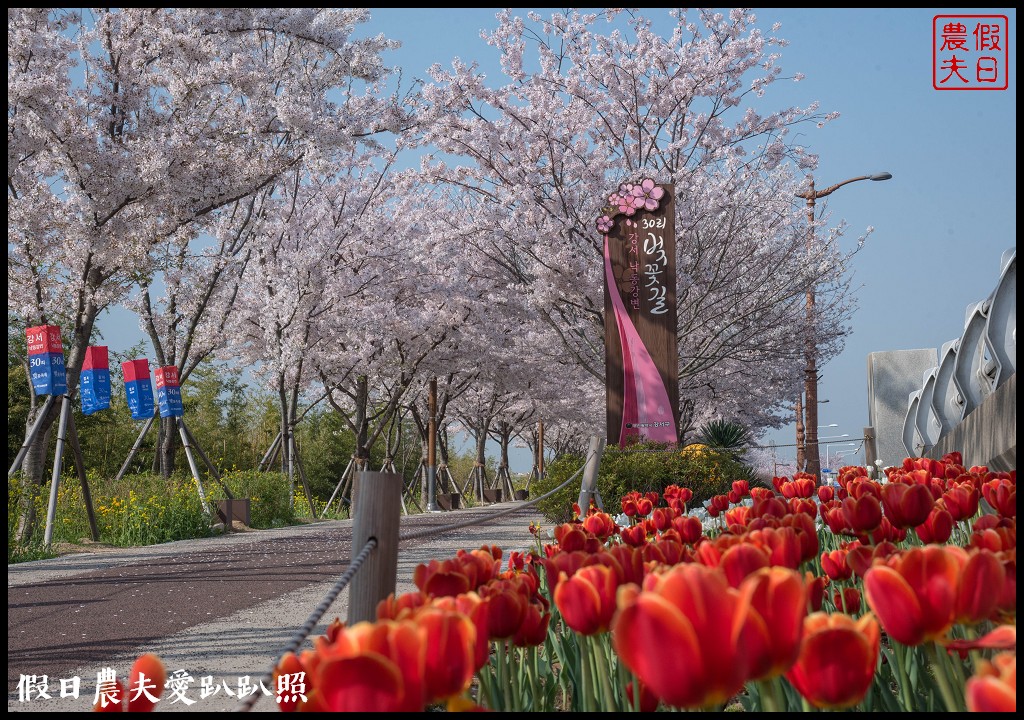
[
  {"left": 892, "top": 642, "right": 915, "bottom": 710},
  {"left": 505, "top": 639, "right": 520, "bottom": 712},
  {"left": 758, "top": 680, "right": 779, "bottom": 712},
  {"left": 578, "top": 633, "right": 595, "bottom": 712},
  {"left": 927, "top": 642, "right": 961, "bottom": 712},
  {"left": 591, "top": 634, "right": 618, "bottom": 711},
  {"left": 527, "top": 646, "right": 541, "bottom": 711}
]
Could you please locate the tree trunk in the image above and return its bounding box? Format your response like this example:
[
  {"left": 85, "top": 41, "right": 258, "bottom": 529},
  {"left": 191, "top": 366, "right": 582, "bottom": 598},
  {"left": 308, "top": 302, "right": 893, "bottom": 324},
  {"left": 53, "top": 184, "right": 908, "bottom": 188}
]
[
  {"left": 159, "top": 417, "right": 178, "bottom": 478},
  {"left": 474, "top": 424, "right": 488, "bottom": 501},
  {"left": 354, "top": 375, "right": 370, "bottom": 467},
  {"left": 15, "top": 406, "right": 57, "bottom": 543}
]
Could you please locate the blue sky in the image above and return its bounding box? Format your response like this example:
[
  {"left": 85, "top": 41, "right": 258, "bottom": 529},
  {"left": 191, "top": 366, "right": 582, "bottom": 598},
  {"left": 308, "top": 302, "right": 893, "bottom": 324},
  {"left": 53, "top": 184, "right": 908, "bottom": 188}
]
[{"left": 97, "top": 9, "right": 1016, "bottom": 472}]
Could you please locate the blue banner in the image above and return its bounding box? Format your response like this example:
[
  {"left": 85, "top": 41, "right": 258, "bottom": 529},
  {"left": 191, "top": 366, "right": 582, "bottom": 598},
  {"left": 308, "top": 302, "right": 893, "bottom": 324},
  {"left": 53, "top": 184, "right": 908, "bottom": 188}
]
[
  {"left": 80, "top": 368, "right": 111, "bottom": 415},
  {"left": 28, "top": 352, "right": 68, "bottom": 396},
  {"left": 156, "top": 385, "right": 184, "bottom": 418},
  {"left": 125, "top": 379, "right": 155, "bottom": 420}
]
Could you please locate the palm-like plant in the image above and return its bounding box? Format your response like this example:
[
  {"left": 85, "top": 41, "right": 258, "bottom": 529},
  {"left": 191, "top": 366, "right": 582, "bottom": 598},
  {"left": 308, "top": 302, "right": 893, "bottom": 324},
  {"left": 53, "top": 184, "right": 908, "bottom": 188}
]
[{"left": 696, "top": 420, "right": 753, "bottom": 462}]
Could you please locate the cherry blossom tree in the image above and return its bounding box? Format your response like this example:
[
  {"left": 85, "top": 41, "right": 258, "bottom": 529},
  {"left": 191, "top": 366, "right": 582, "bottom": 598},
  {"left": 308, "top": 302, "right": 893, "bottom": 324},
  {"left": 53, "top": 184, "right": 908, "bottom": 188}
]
[
  {"left": 408, "top": 8, "right": 858, "bottom": 442},
  {"left": 8, "top": 8, "right": 410, "bottom": 538}
]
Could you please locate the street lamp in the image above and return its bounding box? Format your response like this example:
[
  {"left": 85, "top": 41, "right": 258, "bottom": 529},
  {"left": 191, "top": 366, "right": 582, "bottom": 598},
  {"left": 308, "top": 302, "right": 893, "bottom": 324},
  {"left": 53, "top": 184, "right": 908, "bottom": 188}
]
[
  {"left": 795, "top": 171, "right": 892, "bottom": 480},
  {"left": 824, "top": 441, "right": 858, "bottom": 470}
]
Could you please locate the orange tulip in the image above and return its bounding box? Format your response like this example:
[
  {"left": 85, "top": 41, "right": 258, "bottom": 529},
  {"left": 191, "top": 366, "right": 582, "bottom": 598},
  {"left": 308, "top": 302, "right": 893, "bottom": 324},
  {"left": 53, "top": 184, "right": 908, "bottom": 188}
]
[
  {"left": 966, "top": 652, "right": 1016, "bottom": 712},
  {"left": 785, "top": 612, "right": 880, "bottom": 709},
  {"left": 612, "top": 564, "right": 759, "bottom": 708}
]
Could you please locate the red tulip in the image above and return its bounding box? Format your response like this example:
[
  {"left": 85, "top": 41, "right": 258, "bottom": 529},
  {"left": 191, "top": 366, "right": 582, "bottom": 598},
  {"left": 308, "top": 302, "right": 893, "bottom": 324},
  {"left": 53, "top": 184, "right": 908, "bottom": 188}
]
[
  {"left": 619, "top": 522, "right": 648, "bottom": 547},
  {"left": 626, "top": 679, "right": 660, "bottom": 712},
  {"left": 786, "top": 612, "right": 880, "bottom": 709},
  {"left": 820, "top": 501, "right": 850, "bottom": 535},
  {"left": 606, "top": 543, "right": 647, "bottom": 587},
  {"left": 955, "top": 549, "right": 1007, "bottom": 625},
  {"left": 966, "top": 652, "right": 1016, "bottom": 712},
  {"left": 857, "top": 515, "right": 907, "bottom": 545},
  {"left": 650, "top": 506, "right": 676, "bottom": 532},
  {"left": 751, "top": 487, "right": 775, "bottom": 503},
  {"left": 841, "top": 494, "right": 882, "bottom": 533},
  {"left": 941, "top": 482, "right": 980, "bottom": 521},
  {"left": 821, "top": 549, "right": 853, "bottom": 581},
  {"left": 751, "top": 496, "right": 788, "bottom": 520},
  {"left": 739, "top": 567, "right": 807, "bottom": 680},
  {"left": 817, "top": 485, "right": 835, "bottom": 503},
  {"left": 723, "top": 504, "right": 752, "bottom": 529},
  {"left": 582, "top": 511, "right": 618, "bottom": 540},
  {"left": 982, "top": 478, "right": 1016, "bottom": 518},
  {"left": 706, "top": 494, "right": 730, "bottom": 517},
  {"left": 553, "top": 565, "right": 618, "bottom": 635},
  {"left": 414, "top": 558, "right": 472, "bottom": 598},
  {"left": 636, "top": 496, "right": 654, "bottom": 517},
  {"left": 719, "top": 542, "right": 770, "bottom": 588},
  {"left": 731, "top": 480, "right": 750, "bottom": 498},
  {"left": 880, "top": 481, "right": 935, "bottom": 528},
  {"left": 671, "top": 515, "right": 703, "bottom": 545},
  {"left": 788, "top": 497, "right": 816, "bottom": 518},
  {"left": 613, "top": 564, "right": 761, "bottom": 708},
  {"left": 863, "top": 546, "right": 962, "bottom": 645},
  {"left": 916, "top": 503, "right": 954, "bottom": 543},
  {"left": 833, "top": 587, "right": 861, "bottom": 614},
  {"left": 417, "top": 608, "right": 478, "bottom": 701},
  {"left": 479, "top": 578, "right": 529, "bottom": 639},
  {"left": 805, "top": 572, "right": 828, "bottom": 612},
  {"left": 512, "top": 601, "right": 550, "bottom": 648}
]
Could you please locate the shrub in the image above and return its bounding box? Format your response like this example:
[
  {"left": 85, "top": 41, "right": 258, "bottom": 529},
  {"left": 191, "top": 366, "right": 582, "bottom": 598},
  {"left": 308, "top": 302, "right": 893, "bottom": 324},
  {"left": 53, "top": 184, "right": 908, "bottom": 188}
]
[
  {"left": 213, "top": 470, "right": 297, "bottom": 528},
  {"left": 529, "top": 441, "right": 752, "bottom": 524}
]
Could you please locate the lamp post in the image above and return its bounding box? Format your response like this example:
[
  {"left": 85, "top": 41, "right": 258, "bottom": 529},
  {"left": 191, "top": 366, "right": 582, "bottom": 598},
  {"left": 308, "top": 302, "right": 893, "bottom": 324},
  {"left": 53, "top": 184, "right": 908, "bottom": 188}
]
[
  {"left": 824, "top": 441, "right": 857, "bottom": 471},
  {"left": 796, "top": 171, "right": 892, "bottom": 480}
]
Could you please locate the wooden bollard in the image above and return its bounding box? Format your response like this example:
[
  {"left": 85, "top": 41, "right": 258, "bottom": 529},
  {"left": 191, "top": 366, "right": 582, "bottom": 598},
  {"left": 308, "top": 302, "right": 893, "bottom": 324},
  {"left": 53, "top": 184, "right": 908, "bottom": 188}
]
[{"left": 347, "top": 471, "right": 402, "bottom": 625}]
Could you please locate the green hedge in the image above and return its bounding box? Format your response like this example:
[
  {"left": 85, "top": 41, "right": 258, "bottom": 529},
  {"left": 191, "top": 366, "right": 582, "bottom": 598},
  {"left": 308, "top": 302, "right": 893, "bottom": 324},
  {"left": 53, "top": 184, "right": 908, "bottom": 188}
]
[{"left": 531, "top": 441, "right": 758, "bottom": 524}]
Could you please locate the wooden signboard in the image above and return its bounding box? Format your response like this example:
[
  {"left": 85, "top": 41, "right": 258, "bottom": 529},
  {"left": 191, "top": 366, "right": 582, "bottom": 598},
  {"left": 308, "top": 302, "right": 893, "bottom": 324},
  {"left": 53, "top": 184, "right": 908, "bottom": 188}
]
[{"left": 601, "top": 180, "right": 679, "bottom": 447}]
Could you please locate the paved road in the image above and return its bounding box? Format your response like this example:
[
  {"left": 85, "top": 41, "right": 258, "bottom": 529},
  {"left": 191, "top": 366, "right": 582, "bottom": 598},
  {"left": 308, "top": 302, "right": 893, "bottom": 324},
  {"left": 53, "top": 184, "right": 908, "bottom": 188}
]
[{"left": 8, "top": 501, "right": 547, "bottom": 713}]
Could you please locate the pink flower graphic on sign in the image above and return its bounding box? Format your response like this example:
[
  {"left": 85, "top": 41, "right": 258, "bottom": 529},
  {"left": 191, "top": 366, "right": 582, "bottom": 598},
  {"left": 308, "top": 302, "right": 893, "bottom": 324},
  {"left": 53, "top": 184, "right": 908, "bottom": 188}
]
[
  {"left": 596, "top": 178, "right": 665, "bottom": 236},
  {"left": 632, "top": 178, "right": 664, "bottom": 211}
]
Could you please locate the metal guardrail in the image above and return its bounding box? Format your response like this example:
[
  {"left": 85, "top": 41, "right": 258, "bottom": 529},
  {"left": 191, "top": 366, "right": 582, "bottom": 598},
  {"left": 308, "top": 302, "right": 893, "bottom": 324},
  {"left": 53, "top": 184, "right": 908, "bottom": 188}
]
[{"left": 903, "top": 248, "right": 1016, "bottom": 457}]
